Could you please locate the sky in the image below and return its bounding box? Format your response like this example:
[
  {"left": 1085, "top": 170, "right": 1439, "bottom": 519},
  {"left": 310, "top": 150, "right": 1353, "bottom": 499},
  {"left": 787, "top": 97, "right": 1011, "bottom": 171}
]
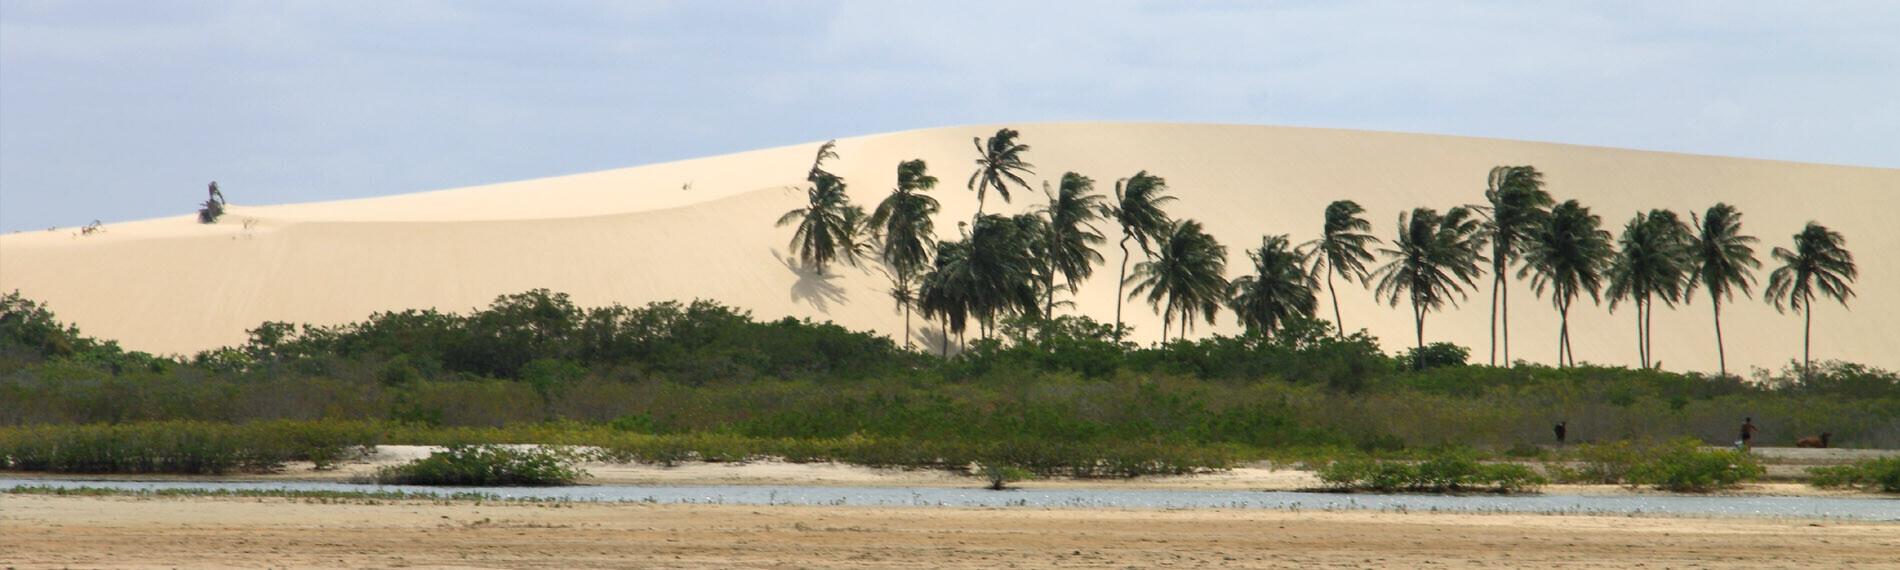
[{"left": 3, "top": 1, "right": 1896, "bottom": 232}]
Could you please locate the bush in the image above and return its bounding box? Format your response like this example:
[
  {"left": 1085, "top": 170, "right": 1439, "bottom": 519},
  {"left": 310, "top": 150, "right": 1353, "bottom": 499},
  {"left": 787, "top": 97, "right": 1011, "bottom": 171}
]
[
  {"left": 1807, "top": 458, "right": 1900, "bottom": 492},
  {"left": 1549, "top": 440, "right": 1644, "bottom": 484},
  {"left": 1401, "top": 342, "right": 1469, "bottom": 371},
  {"left": 371, "top": 444, "right": 586, "bottom": 486},
  {"left": 1625, "top": 439, "right": 1763, "bottom": 492},
  {"left": 1317, "top": 453, "right": 1544, "bottom": 493}
]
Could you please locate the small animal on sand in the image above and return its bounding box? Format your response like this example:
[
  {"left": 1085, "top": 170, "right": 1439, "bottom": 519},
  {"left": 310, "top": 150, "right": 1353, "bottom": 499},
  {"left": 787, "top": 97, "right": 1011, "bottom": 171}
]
[
  {"left": 1553, "top": 421, "right": 1567, "bottom": 445},
  {"left": 1795, "top": 432, "right": 1832, "bottom": 448}
]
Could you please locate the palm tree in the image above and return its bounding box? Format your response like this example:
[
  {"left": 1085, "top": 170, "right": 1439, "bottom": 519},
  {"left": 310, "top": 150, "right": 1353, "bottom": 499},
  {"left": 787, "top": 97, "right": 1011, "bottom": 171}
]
[
  {"left": 1037, "top": 173, "right": 1107, "bottom": 316},
  {"left": 967, "top": 128, "right": 1034, "bottom": 220},
  {"left": 918, "top": 240, "right": 972, "bottom": 355},
  {"left": 1302, "top": 200, "right": 1379, "bottom": 337},
  {"left": 1519, "top": 200, "right": 1613, "bottom": 368},
  {"left": 963, "top": 214, "right": 1044, "bottom": 339},
  {"left": 1684, "top": 203, "right": 1760, "bottom": 378},
  {"left": 776, "top": 173, "right": 859, "bottom": 273},
  {"left": 1106, "top": 171, "right": 1176, "bottom": 339},
  {"left": 1371, "top": 207, "right": 1487, "bottom": 370},
  {"left": 1229, "top": 235, "right": 1319, "bottom": 337},
  {"left": 872, "top": 159, "right": 942, "bottom": 348},
  {"left": 1607, "top": 210, "right": 1693, "bottom": 369},
  {"left": 1765, "top": 222, "right": 1858, "bottom": 380},
  {"left": 1127, "top": 219, "right": 1229, "bottom": 342},
  {"left": 1473, "top": 166, "right": 1553, "bottom": 366},
  {"left": 807, "top": 140, "right": 839, "bottom": 182}
]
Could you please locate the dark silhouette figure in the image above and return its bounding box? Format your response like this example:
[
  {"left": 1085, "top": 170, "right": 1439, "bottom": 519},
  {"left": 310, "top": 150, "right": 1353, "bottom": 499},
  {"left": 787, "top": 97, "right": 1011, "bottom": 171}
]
[
  {"left": 1796, "top": 432, "right": 1832, "bottom": 448},
  {"left": 1739, "top": 417, "right": 1759, "bottom": 450},
  {"left": 1553, "top": 421, "right": 1567, "bottom": 445},
  {"left": 208, "top": 181, "right": 226, "bottom": 205}
]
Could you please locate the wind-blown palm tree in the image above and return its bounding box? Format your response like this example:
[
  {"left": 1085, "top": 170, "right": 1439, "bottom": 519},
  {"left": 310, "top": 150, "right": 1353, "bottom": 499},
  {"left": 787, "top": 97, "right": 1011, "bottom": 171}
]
[
  {"left": 1371, "top": 207, "right": 1487, "bottom": 370},
  {"left": 963, "top": 214, "right": 1044, "bottom": 339},
  {"left": 1765, "top": 222, "right": 1857, "bottom": 380},
  {"left": 807, "top": 140, "right": 839, "bottom": 182},
  {"left": 1606, "top": 210, "right": 1693, "bottom": 369},
  {"left": 1037, "top": 173, "right": 1107, "bottom": 316},
  {"left": 918, "top": 239, "right": 972, "bottom": 355},
  {"left": 1302, "top": 200, "right": 1379, "bottom": 337},
  {"left": 872, "top": 159, "right": 941, "bottom": 348},
  {"left": 1684, "top": 203, "right": 1760, "bottom": 378},
  {"left": 1519, "top": 200, "right": 1613, "bottom": 368},
  {"left": 1229, "top": 235, "right": 1318, "bottom": 337},
  {"left": 777, "top": 173, "right": 859, "bottom": 273},
  {"left": 967, "top": 128, "right": 1034, "bottom": 220},
  {"left": 1127, "top": 219, "right": 1229, "bottom": 342},
  {"left": 1106, "top": 171, "right": 1176, "bottom": 340},
  {"left": 1473, "top": 166, "right": 1553, "bottom": 366}
]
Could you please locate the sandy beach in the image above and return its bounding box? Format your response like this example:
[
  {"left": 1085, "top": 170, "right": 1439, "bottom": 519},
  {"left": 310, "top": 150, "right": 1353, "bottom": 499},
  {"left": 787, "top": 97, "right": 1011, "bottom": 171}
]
[{"left": 4, "top": 493, "right": 1896, "bottom": 569}]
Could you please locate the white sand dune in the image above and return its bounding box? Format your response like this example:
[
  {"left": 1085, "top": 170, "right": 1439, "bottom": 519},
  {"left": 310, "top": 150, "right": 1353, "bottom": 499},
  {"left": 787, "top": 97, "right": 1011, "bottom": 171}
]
[{"left": 2, "top": 123, "right": 1894, "bottom": 374}]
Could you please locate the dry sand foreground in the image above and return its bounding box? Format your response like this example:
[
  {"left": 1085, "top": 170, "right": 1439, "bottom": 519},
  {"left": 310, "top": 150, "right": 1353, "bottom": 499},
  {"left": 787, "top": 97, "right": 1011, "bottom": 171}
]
[
  {"left": 3, "top": 494, "right": 1897, "bottom": 569},
  {"left": 4, "top": 123, "right": 1896, "bottom": 374}
]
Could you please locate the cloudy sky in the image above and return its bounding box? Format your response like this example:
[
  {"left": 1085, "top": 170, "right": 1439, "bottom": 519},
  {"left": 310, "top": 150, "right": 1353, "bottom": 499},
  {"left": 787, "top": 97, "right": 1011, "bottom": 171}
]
[{"left": 3, "top": 1, "right": 1896, "bottom": 231}]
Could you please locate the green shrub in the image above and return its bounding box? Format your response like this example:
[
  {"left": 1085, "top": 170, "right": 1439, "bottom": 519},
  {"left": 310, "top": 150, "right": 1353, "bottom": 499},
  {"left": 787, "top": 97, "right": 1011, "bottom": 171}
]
[
  {"left": 1550, "top": 440, "right": 1644, "bottom": 484},
  {"left": 371, "top": 444, "right": 586, "bottom": 486},
  {"left": 978, "top": 462, "right": 1034, "bottom": 490},
  {"left": 1807, "top": 457, "right": 1900, "bottom": 492},
  {"left": 1317, "top": 453, "right": 1543, "bottom": 493},
  {"left": 1625, "top": 439, "right": 1763, "bottom": 492}
]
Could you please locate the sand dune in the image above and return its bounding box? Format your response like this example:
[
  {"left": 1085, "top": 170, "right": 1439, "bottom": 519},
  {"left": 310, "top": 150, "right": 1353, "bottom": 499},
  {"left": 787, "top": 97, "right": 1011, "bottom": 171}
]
[{"left": 2, "top": 123, "right": 1894, "bottom": 374}]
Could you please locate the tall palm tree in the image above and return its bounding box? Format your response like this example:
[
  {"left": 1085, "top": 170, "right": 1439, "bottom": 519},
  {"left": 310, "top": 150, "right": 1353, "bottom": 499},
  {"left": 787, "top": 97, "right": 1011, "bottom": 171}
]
[
  {"left": 1037, "top": 173, "right": 1107, "bottom": 316},
  {"left": 918, "top": 240, "right": 972, "bottom": 355},
  {"left": 1765, "top": 222, "right": 1858, "bottom": 380},
  {"left": 964, "top": 214, "right": 1044, "bottom": 338},
  {"left": 1106, "top": 171, "right": 1176, "bottom": 339},
  {"left": 1229, "top": 235, "right": 1318, "bottom": 337},
  {"left": 1607, "top": 210, "right": 1693, "bottom": 369},
  {"left": 1127, "top": 219, "right": 1229, "bottom": 342},
  {"left": 1302, "top": 200, "right": 1379, "bottom": 337},
  {"left": 1473, "top": 166, "right": 1553, "bottom": 366},
  {"left": 1684, "top": 203, "right": 1760, "bottom": 378},
  {"left": 872, "top": 159, "right": 941, "bottom": 348},
  {"left": 1371, "top": 207, "right": 1487, "bottom": 370},
  {"left": 1519, "top": 200, "right": 1613, "bottom": 368},
  {"left": 776, "top": 173, "right": 858, "bottom": 273},
  {"left": 967, "top": 128, "right": 1034, "bottom": 220}
]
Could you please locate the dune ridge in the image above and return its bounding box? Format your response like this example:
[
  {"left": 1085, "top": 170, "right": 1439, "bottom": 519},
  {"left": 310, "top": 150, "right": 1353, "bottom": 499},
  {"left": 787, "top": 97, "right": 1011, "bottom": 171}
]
[{"left": 2, "top": 123, "right": 1894, "bottom": 374}]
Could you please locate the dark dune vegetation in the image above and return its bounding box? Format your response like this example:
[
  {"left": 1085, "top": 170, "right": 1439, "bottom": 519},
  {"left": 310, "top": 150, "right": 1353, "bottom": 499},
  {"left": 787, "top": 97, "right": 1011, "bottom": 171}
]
[{"left": 3, "top": 289, "right": 1896, "bottom": 484}]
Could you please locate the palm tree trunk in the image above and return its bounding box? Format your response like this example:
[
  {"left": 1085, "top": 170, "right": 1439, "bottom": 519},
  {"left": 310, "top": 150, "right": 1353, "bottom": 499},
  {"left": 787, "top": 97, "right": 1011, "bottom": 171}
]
[
  {"left": 1643, "top": 296, "right": 1655, "bottom": 369},
  {"left": 1412, "top": 291, "right": 1425, "bottom": 371},
  {"left": 1489, "top": 272, "right": 1501, "bottom": 366},
  {"left": 1116, "top": 236, "right": 1132, "bottom": 341},
  {"left": 1634, "top": 298, "right": 1646, "bottom": 369},
  {"left": 1557, "top": 298, "right": 1569, "bottom": 368},
  {"left": 1502, "top": 276, "right": 1512, "bottom": 366},
  {"left": 1161, "top": 310, "right": 1172, "bottom": 344},
  {"left": 1328, "top": 270, "right": 1344, "bottom": 338},
  {"left": 1713, "top": 297, "right": 1727, "bottom": 377},
  {"left": 904, "top": 304, "right": 913, "bottom": 350},
  {"left": 1803, "top": 295, "right": 1813, "bottom": 382}
]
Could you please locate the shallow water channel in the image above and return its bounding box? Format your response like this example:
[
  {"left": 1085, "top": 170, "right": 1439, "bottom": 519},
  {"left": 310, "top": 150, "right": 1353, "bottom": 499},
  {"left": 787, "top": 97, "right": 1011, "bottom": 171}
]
[{"left": 5, "top": 478, "right": 1896, "bottom": 521}]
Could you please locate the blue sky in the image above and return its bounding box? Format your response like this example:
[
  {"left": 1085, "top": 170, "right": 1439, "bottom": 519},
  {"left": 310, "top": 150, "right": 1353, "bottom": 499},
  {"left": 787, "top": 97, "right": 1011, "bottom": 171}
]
[{"left": 3, "top": 1, "right": 1896, "bottom": 231}]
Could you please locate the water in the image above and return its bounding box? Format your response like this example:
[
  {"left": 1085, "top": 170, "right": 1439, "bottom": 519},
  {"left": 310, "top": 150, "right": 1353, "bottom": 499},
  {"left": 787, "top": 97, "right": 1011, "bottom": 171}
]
[{"left": 4, "top": 478, "right": 1895, "bottom": 521}]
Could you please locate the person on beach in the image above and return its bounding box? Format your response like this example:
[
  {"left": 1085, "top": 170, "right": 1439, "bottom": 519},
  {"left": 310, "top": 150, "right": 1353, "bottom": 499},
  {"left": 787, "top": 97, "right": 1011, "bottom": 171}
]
[
  {"left": 1739, "top": 417, "right": 1759, "bottom": 450},
  {"left": 1554, "top": 421, "right": 1567, "bottom": 445}
]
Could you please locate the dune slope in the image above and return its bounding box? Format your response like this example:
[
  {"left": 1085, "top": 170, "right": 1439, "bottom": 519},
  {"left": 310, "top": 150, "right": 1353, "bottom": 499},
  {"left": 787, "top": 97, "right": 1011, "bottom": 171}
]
[{"left": 2, "top": 123, "right": 1894, "bottom": 374}]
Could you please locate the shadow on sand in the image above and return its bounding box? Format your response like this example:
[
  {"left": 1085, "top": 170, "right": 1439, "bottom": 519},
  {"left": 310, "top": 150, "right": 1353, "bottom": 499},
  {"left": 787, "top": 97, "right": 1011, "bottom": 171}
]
[{"left": 775, "top": 250, "right": 849, "bottom": 313}]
